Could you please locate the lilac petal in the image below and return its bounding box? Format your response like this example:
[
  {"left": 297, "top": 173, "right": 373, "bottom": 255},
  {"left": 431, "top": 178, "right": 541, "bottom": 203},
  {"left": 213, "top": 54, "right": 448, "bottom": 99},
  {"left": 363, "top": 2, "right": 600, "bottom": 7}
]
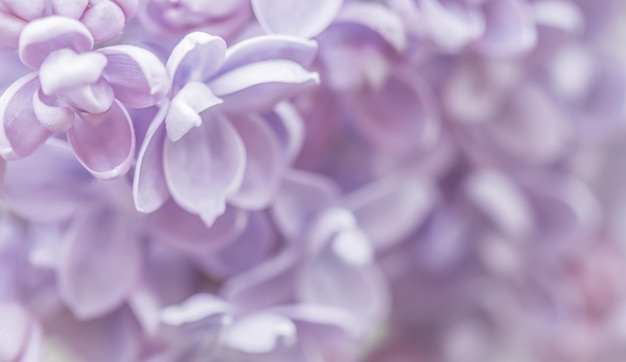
[
  {"left": 263, "top": 102, "right": 304, "bottom": 164},
  {"left": 475, "top": 0, "right": 537, "bottom": 57},
  {"left": 112, "top": 0, "right": 139, "bottom": 19},
  {"left": 343, "top": 176, "right": 437, "bottom": 251},
  {"left": 209, "top": 60, "right": 319, "bottom": 112},
  {"left": 464, "top": 169, "right": 534, "bottom": 238},
  {"left": 200, "top": 211, "right": 276, "bottom": 279},
  {"left": 39, "top": 49, "right": 107, "bottom": 96},
  {"left": 51, "top": 0, "right": 89, "bottom": 19},
  {"left": 224, "top": 313, "right": 296, "bottom": 354},
  {"left": 32, "top": 89, "right": 75, "bottom": 131},
  {"left": 0, "top": 12, "right": 25, "bottom": 51},
  {"left": 2, "top": 0, "right": 46, "bottom": 21},
  {"left": 0, "top": 303, "right": 34, "bottom": 361},
  {"left": 98, "top": 45, "right": 170, "bottom": 108},
  {"left": 58, "top": 204, "right": 142, "bottom": 319},
  {"left": 146, "top": 200, "right": 246, "bottom": 254},
  {"left": 2, "top": 140, "right": 92, "bottom": 223},
  {"left": 219, "top": 35, "right": 318, "bottom": 76},
  {"left": 487, "top": 83, "right": 572, "bottom": 164},
  {"left": 272, "top": 170, "right": 340, "bottom": 240},
  {"left": 296, "top": 249, "right": 389, "bottom": 333},
  {"left": 228, "top": 115, "right": 284, "bottom": 209},
  {"left": 60, "top": 77, "right": 115, "bottom": 115},
  {"left": 163, "top": 113, "right": 245, "bottom": 226},
  {"left": 221, "top": 249, "right": 299, "bottom": 309},
  {"left": 166, "top": 32, "right": 226, "bottom": 89},
  {"left": 419, "top": 0, "right": 485, "bottom": 51},
  {"left": 0, "top": 72, "right": 51, "bottom": 159},
  {"left": 345, "top": 73, "right": 439, "bottom": 154},
  {"left": 165, "top": 81, "right": 223, "bottom": 142},
  {"left": 81, "top": 1, "right": 126, "bottom": 43},
  {"left": 252, "top": 0, "right": 343, "bottom": 38},
  {"left": 68, "top": 100, "right": 135, "bottom": 179},
  {"left": 160, "top": 293, "right": 233, "bottom": 327},
  {"left": 270, "top": 304, "right": 359, "bottom": 337},
  {"left": 332, "top": 2, "right": 406, "bottom": 53},
  {"left": 19, "top": 16, "right": 93, "bottom": 69},
  {"left": 133, "top": 104, "right": 169, "bottom": 213}
]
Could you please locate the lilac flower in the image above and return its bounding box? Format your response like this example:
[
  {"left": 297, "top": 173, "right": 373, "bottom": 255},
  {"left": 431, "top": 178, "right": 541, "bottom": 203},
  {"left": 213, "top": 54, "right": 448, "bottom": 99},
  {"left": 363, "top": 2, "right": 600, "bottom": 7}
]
[
  {"left": 133, "top": 32, "right": 318, "bottom": 225},
  {"left": 0, "top": 16, "right": 169, "bottom": 178},
  {"left": 137, "top": 0, "right": 251, "bottom": 39},
  {"left": 0, "top": 0, "right": 138, "bottom": 49}
]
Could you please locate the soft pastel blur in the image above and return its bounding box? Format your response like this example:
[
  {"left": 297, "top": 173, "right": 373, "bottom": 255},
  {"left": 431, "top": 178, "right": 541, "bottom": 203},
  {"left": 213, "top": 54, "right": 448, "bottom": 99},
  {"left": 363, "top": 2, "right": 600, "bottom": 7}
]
[{"left": 0, "top": 0, "right": 626, "bottom": 361}]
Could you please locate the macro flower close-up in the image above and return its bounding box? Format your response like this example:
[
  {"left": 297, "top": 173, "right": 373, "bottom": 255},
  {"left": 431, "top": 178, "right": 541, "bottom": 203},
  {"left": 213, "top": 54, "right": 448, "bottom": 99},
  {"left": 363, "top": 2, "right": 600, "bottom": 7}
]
[{"left": 1, "top": 0, "right": 626, "bottom": 361}]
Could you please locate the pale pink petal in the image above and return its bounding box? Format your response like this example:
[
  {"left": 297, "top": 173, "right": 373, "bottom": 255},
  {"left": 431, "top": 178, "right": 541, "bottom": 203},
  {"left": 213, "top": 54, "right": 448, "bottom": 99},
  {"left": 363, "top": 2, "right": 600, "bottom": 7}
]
[
  {"left": 166, "top": 32, "right": 226, "bottom": 88},
  {"left": 475, "top": 0, "right": 537, "bottom": 57},
  {"left": 271, "top": 170, "right": 340, "bottom": 240},
  {"left": 98, "top": 45, "right": 170, "bottom": 108},
  {"left": 165, "top": 81, "right": 223, "bottom": 142},
  {"left": 133, "top": 104, "right": 169, "bottom": 213},
  {"left": 58, "top": 204, "right": 142, "bottom": 319},
  {"left": 68, "top": 100, "right": 135, "bottom": 179},
  {"left": 228, "top": 115, "right": 285, "bottom": 209},
  {"left": 0, "top": 73, "right": 51, "bottom": 159},
  {"left": 252, "top": 0, "right": 344, "bottom": 38},
  {"left": 51, "top": 0, "right": 89, "bottom": 19},
  {"left": 81, "top": 1, "right": 126, "bottom": 43},
  {"left": 19, "top": 16, "right": 93, "bottom": 69},
  {"left": 209, "top": 60, "right": 319, "bottom": 112},
  {"left": 163, "top": 113, "right": 245, "bottom": 225},
  {"left": 344, "top": 175, "right": 437, "bottom": 251}
]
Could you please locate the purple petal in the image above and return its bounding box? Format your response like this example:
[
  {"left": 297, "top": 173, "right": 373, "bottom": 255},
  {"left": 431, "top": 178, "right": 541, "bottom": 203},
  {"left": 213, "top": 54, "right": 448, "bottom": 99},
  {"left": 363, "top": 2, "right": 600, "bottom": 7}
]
[
  {"left": 38, "top": 49, "right": 107, "bottom": 96},
  {"left": 81, "top": 1, "right": 126, "bottom": 44},
  {"left": 221, "top": 249, "right": 299, "bottom": 309},
  {"left": 331, "top": 2, "right": 407, "bottom": 53},
  {"left": 263, "top": 102, "right": 305, "bottom": 164},
  {"left": 58, "top": 204, "right": 142, "bottom": 319},
  {"left": 0, "top": 72, "right": 51, "bottom": 159},
  {"left": 59, "top": 77, "right": 115, "bottom": 115},
  {"left": 224, "top": 313, "right": 296, "bottom": 353},
  {"left": 344, "top": 175, "right": 437, "bottom": 251},
  {"left": 51, "top": 0, "right": 89, "bottom": 19},
  {"left": 166, "top": 32, "right": 226, "bottom": 89},
  {"left": 19, "top": 16, "right": 93, "bottom": 69},
  {"left": 199, "top": 211, "right": 276, "bottom": 279},
  {"left": 2, "top": 140, "right": 92, "bottom": 223},
  {"left": 228, "top": 115, "right": 284, "bottom": 209},
  {"left": 296, "top": 248, "right": 389, "bottom": 333},
  {"left": 219, "top": 35, "right": 318, "bottom": 76},
  {"left": 486, "top": 83, "right": 572, "bottom": 164},
  {"left": 133, "top": 104, "right": 169, "bottom": 213},
  {"left": 252, "top": 0, "right": 343, "bottom": 38},
  {"left": 68, "top": 100, "right": 135, "bottom": 179},
  {"left": 160, "top": 293, "right": 233, "bottom": 327},
  {"left": 419, "top": 0, "right": 485, "bottom": 51},
  {"left": 208, "top": 60, "right": 319, "bottom": 112},
  {"left": 32, "top": 89, "right": 75, "bottom": 131},
  {"left": 271, "top": 170, "right": 340, "bottom": 240},
  {"left": 146, "top": 200, "right": 246, "bottom": 254},
  {"left": 2, "top": 0, "right": 46, "bottom": 21},
  {"left": 165, "top": 81, "right": 223, "bottom": 142},
  {"left": 464, "top": 169, "right": 534, "bottom": 238},
  {"left": 475, "top": 0, "right": 537, "bottom": 57},
  {"left": 345, "top": 72, "right": 440, "bottom": 154},
  {"left": 0, "top": 12, "right": 26, "bottom": 51},
  {"left": 0, "top": 303, "right": 38, "bottom": 362},
  {"left": 98, "top": 45, "right": 170, "bottom": 108},
  {"left": 163, "top": 113, "right": 245, "bottom": 226}
]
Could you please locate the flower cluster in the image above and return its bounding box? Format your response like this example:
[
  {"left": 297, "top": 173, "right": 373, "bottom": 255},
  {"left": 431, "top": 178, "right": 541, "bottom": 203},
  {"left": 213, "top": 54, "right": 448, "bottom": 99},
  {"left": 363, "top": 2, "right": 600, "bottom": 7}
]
[{"left": 0, "top": 0, "right": 625, "bottom": 361}]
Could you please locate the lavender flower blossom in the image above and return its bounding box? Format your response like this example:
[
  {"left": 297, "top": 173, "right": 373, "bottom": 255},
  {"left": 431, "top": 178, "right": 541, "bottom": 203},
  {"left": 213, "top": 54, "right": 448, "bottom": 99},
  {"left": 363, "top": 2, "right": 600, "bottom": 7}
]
[
  {"left": 0, "top": 16, "right": 169, "bottom": 178},
  {"left": 133, "top": 32, "right": 318, "bottom": 225}
]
